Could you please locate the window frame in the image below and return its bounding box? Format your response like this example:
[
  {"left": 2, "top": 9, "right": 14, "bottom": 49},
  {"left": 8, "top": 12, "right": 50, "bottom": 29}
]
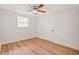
[{"left": 17, "top": 16, "right": 29, "bottom": 28}]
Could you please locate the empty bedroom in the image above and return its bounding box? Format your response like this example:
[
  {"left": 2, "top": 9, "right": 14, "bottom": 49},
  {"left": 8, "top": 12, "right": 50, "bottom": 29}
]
[{"left": 0, "top": 4, "right": 79, "bottom": 55}]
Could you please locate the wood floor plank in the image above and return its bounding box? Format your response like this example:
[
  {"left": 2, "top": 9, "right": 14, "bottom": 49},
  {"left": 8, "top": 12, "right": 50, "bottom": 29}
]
[
  {"left": 31, "top": 38, "right": 79, "bottom": 55},
  {"left": 22, "top": 40, "right": 53, "bottom": 55},
  {"left": 16, "top": 41, "right": 36, "bottom": 55},
  {"left": 1, "top": 38, "right": 79, "bottom": 55}
]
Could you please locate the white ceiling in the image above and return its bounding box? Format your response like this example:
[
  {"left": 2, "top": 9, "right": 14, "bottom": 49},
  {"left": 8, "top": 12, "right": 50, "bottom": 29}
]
[{"left": 0, "top": 4, "right": 79, "bottom": 17}]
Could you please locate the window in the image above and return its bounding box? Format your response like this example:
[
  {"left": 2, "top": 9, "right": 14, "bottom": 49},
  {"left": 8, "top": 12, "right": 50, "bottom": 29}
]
[{"left": 17, "top": 16, "right": 28, "bottom": 27}]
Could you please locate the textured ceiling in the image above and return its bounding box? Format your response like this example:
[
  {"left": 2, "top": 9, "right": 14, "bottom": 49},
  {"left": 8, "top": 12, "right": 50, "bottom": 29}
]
[{"left": 0, "top": 4, "right": 79, "bottom": 17}]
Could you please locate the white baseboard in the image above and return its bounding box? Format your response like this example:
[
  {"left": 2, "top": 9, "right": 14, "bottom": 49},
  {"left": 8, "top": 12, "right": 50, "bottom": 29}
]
[
  {"left": 36, "top": 36, "right": 79, "bottom": 50},
  {"left": 0, "top": 36, "right": 35, "bottom": 45},
  {"left": 53, "top": 41, "right": 79, "bottom": 50}
]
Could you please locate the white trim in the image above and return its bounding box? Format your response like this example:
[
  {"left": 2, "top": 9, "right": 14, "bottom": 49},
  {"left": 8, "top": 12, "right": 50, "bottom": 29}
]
[
  {"left": 0, "top": 36, "right": 35, "bottom": 45},
  {"left": 36, "top": 36, "right": 79, "bottom": 50},
  {"left": 53, "top": 41, "right": 79, "bottom": 50}
]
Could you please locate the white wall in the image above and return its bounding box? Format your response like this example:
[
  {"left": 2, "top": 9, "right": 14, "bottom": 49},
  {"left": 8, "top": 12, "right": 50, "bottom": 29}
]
[
  {"left": 54, "top": 8, "right": 79, "bottom": 49},
  {"left": 36, "top": 14, "right": 55, "bottom": 40},
  {"left": 37, "top": 8, "right": 79, "bottom": 50},
  {"left": 0, "top": 8, "right": 2, "bottom": 42},
  {"left": 1, "top": 9, "right": 36, "bottom": 44}
]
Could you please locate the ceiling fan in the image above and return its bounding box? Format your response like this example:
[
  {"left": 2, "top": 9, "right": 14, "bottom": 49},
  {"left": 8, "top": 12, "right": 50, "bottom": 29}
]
[{"left": 26, "top": 4, "right": 46, "bottom": 15}]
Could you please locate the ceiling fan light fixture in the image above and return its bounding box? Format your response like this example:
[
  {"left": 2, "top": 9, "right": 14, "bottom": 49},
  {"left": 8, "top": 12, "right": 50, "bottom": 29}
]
[
  {"left": 26, "top": 4, "right": 46, "bottom": 15},
  {"left": 32, "top": 10, "right": 38, "bottom": 14}
]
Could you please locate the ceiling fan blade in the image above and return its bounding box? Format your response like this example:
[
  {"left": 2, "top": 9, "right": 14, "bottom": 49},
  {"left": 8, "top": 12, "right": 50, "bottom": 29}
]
[
  {"left": 38, "top": 4, "right": 44, "bottom": 8},
  {"left": 38, "top": 10, "right": 46, "bottom": 13},
  {"left": 27, "top": 10, "right": 33, "bottom": 11},
  {"left": 33, "top": 4, "right": 44, "bottom": 10},
  {"left": 24, "top": 10, "right": 33, "bottom": 12},
  {"left": 27, "top": 4, "right": 33, "bottom": 9}
]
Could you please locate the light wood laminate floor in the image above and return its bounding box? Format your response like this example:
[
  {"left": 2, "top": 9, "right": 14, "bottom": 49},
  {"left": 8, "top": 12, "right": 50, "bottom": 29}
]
[{"left": 1, "top": 38, "right": 79, "bottom": 55}]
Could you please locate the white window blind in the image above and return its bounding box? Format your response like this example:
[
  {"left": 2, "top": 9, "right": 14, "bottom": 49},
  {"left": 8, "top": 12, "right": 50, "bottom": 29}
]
[{"left": 17, "top": 16, "right": 28, "bottom": 27}]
